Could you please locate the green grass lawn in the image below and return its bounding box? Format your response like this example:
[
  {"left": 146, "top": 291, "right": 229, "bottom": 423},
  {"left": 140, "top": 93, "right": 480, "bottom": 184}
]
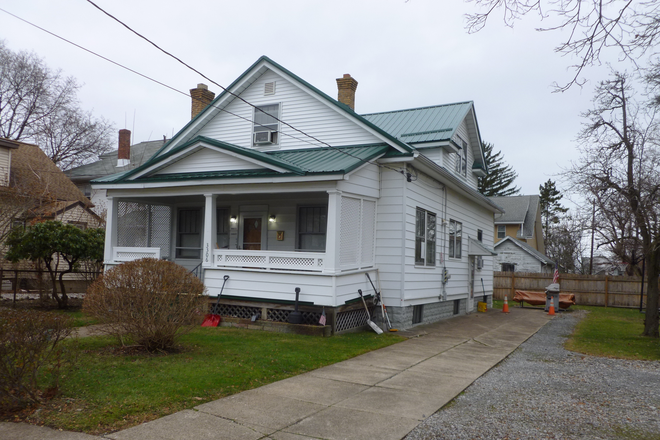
[
  {"left": 27, "top": 326, "right": 404, "bottom": 434},
  {"left": 565, "top": 306, "right": 660, "bottom": 361}
]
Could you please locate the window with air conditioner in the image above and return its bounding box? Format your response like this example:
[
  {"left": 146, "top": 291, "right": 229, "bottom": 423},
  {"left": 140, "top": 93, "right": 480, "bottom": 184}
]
[{"left": 253, "top": 104, "right": 280, "bottom": 146}]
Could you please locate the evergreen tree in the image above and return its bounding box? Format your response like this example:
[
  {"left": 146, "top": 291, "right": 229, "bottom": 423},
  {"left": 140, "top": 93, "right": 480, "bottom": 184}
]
[
  {"left": 539, "top": 179, "right": 569, "bottom": 235},
  {"left": 477, "top": 142, "right": 520, "bottom": 197}
]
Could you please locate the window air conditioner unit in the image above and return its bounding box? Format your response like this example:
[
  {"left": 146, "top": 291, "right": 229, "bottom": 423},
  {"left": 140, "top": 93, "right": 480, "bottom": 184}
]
[
  {"left": 476, "top": 256, "right": 484, "bottom": 269},
  {"left": 254, "top": 131, "right": 276, "bottom": 144}
]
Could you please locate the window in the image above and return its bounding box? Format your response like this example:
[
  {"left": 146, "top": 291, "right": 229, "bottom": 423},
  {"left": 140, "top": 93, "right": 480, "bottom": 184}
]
[
  {"left": 298, "top": 206, "right": 327, "bottom": 251},
  {"left": 68, "top": 221, "right": 87, "bottom": 230},
  {"left": 216, "top": 208, "right": 230, "bottom": 249},
  {"left": 448, "top": 219, "right": 462, "bottom": 259},
  {"left": 501, "top": 263, "right": 516, "bottom": 272},
  {"left": 455, "top": 136, "right": 468, "bottom": 177},
  {"left": 176, "top": 208, "right": 202, "bottom": 258},
  {"left": 497, "top": 225, "right": 505, "bottom": 239},
  {"left": 415, "top": 208, "right": 436, "bottom": 266},
  {"left": 253, "top": 104, "right": 279, "bottom": 146},
  {"left": 412, "top": 305, "right": 424, "bottom": 324},
  {"left": 477, "top": 229, "right": 483, "bottom": 242}
]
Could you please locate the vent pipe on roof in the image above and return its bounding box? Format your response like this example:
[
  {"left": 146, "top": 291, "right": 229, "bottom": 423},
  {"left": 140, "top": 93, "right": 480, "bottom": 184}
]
[
  {"left": 190, "top": 83, "right": 215, "bottom": 119},
  {"left": 336, "top": 74, "right": 358, "bottom": 111},
  {"left": 117, "top": 129, "right": 131, "bottom": 168}
]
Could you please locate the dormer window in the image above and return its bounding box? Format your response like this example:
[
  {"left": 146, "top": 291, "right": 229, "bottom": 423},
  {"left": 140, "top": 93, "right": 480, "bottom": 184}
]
[
  {"left": 455, "top": 136, "right": 468, "bottom": 177},
  {"left": 253, "top": 104, "right": 280, "bottom": 146}
]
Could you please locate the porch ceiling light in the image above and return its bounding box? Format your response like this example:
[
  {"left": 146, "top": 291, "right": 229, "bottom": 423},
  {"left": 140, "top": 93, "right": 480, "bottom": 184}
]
[{"left": 269, "top": 215, "right": 276, "bottom": 223}]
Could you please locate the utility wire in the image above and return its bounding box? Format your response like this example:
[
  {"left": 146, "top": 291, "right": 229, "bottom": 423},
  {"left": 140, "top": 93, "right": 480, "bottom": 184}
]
[
  {"left": 84, "top": 0, "right": 409, "bottom": 176},
  {"left": 0, "top": 5, "right": 409, "bottom": 177}
]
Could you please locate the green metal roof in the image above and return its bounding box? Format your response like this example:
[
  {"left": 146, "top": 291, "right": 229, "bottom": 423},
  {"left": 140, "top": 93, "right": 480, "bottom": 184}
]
[
  {"left": 361, "top": 102, "right": 473, "bottom": 144},
  {"left": 92, "top": 140, "right": 391, "bottom": 184}
]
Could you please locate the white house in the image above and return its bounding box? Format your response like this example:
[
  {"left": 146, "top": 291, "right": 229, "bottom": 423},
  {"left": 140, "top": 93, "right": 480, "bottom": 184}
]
[
  {"left": 93, "top": 56, "right": 501, "bottom": 332},
  {"left": 494, "top": 236, "right": 554, "bottom": 273}
]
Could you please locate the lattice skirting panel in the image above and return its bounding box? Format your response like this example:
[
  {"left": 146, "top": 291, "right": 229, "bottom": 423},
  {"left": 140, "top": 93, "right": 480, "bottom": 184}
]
[
  {"left": 215, "top": 304, "right": 261, "bottom": 320},
  {"left": 210, "top": 301, "right": 374, "bottom": 334},
  {"left": 335, "top": 307, "right": 371, "bottom": 333}
]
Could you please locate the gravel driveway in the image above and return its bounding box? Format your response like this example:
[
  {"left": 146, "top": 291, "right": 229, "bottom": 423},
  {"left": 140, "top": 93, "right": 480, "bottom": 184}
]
[{"left": 406, "top": 310, "right": 660, "bottom": 440}]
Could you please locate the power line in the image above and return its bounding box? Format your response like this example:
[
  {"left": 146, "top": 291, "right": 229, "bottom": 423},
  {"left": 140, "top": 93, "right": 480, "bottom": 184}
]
[
  {"left": 84, "top": 0, "right": 409, "bottom": 175},
  {"left": 0, "top": 6, "right": 408, "bottom": 177}
]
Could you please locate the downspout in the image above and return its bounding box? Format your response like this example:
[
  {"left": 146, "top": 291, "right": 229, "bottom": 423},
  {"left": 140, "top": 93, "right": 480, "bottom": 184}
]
[
  {"left": 441, "top": 183, "right": 448, "bottom": 300},
  {"left": 400, "top": 165, "right": 407, "bottom": 306}
]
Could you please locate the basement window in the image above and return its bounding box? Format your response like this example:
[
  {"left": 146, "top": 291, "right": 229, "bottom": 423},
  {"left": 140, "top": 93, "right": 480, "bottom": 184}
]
[{"left": 412, "top": 305, "right": 424, "bottom": 324}]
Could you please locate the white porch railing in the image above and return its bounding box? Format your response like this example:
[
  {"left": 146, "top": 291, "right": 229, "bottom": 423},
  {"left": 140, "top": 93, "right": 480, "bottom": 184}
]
[
  {"left": 212, "top": 249, "right": 324, "bottom": 272},
  {"left": 113, "top": 247, "right": 161, "bottom": 262}
]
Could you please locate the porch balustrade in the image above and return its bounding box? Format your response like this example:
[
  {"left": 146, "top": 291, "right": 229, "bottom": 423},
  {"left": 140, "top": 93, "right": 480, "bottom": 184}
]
[
  {"left": 113, "top": 247, "right": 161, "bottom": 262},
  {"left": 212, "top": 249, "right": 325, "bottom": 272}
]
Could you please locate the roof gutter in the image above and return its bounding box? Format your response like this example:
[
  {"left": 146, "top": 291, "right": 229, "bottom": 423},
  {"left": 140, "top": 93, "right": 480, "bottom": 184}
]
[{"left": 413, "top": 154, "right": 504, "bottom": 214}]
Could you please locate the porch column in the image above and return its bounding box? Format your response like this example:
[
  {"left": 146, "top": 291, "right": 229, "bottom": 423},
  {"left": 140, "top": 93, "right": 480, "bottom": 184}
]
[
  {"left": 324, "top": 190, "right": 342, "bottom": 274},
  {"left": 104, "top": 196, "right": 118, "bottom": 264},
  {"left": 203, "top": 193, "right": 216, "bottom": 267}
]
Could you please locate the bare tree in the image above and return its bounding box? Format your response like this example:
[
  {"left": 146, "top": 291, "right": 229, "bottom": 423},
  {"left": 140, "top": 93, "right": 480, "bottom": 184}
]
[
  {"left": 0, "top": 41, "right": 113, "bottom": 169},
  {"left": 465, "top": 0, "right": 660, "bottom": 90},
  {"left": 567, "top": 70, "right": 660, "bottom": 337},
  {"left": 545, "top": 213, "right": 589, "bottom": 273}
]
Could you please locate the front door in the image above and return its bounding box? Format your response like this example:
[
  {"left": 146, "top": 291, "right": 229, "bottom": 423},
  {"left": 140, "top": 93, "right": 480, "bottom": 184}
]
[{"left": 242, "top": 217, "right": 262, "bottom": 250}]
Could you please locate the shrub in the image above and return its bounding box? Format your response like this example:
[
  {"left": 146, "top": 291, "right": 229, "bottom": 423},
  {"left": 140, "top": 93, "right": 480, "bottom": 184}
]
[
  {"left": 0, "top": 308, "right": 73, "bottom": 410},
  {"left": 83, "top": 258, "right": 206, "bottom": 352}
]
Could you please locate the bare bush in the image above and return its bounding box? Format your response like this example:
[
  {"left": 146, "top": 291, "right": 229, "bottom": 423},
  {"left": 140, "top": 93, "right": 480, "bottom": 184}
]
[
  {"left": 0, "top": 308, "right": 73, "bottom": 411},
  {"left": 83, "top": 259, "right": 206, "bottom": 351}
]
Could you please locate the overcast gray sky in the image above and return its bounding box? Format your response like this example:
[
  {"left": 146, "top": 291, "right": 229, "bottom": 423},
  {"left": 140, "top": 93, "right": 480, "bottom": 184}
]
[{"left": 1, "top": 0, "right": 627, "bottom": 199}]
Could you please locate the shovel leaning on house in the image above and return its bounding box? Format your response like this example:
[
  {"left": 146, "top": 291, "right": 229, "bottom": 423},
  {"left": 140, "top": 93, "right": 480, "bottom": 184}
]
[
  {"left": 201, "top": 275, "right": 229, "bottom": 327},
  {"left": 358, "top": 289, "right": 383, "bottom": 334}
]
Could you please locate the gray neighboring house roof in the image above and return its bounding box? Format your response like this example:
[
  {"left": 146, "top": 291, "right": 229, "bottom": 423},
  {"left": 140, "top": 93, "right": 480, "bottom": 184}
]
[
  {"left": 494, "top": 236, "right": 554, "bottom": 266},
  {"left": 490, "top": 195, "right": 540, "bottom": 239},
  {"left": 65, "top": 139, "right": 165, "bottom": 183}
]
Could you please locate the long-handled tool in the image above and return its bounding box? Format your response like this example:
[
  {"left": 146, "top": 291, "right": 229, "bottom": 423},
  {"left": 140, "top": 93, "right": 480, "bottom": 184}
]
[
  {"left": 366, "top": 273, "right": 397, "bottom": 332},
  {"left": 201, "top": 275, "right": 229, "bottom": 327},
  {"left": 358, "top": 289, "right": 383, "bottom": 334}
]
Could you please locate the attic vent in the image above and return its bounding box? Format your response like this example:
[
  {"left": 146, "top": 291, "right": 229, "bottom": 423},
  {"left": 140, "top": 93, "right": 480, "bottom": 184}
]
[{"left": 264, "top": 82, "right": 276, "bottom": 96}]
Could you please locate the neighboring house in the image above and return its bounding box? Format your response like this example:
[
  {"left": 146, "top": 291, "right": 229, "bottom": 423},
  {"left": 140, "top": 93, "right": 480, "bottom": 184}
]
[
  {"left": 489, "top": 195, "right": 552, "bottom": 273},
  {"left": 65, "top": 132, "right": 165, "bottom": 216},
  {"left": 0, "top": 138, "right": 103, "bottom": 286},
  {"left": 93, "top": 56, "right": 501, "bottom": 331},
  {"left": 494, "top": 236, "right": 554, "bottom": 273}
]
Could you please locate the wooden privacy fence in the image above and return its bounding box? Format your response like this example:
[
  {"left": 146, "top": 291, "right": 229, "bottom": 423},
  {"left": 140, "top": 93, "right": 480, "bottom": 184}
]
[{"left": 494, "top": 271, "right": 648, "bottom": 308}]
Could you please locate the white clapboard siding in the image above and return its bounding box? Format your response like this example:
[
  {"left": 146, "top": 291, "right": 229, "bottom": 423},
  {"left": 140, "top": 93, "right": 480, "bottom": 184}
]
[
  {"left": 154, "top": 147, "right": 264, "bottom": 175},
  {"left": 204, "top": 268, "right": 335, "bottom": 305},
  {"left": 494, "top": 240, "right": 545, "bottom": 273},
  {"left": 0, "top": 148, "right": 10, "bottom": 185},
  {"left": 375, "top": 166, "right": 407, "bottom": 304},
  {"left": 196, "top": 70, "right": 383, "bottom": 149},
  {"left": 337, "top": 163, "right": 380, "bottom": 198}
]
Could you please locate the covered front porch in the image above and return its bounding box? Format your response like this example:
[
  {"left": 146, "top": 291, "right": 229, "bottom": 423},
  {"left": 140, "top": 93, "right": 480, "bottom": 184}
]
[{"left": 103, "top": 187, "right": 380, "bottom": 311}]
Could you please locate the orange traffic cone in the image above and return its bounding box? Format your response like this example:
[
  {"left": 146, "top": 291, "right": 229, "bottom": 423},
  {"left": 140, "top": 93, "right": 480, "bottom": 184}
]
[
  {"left": 548, "top": 298, "right": 555, "bottom": 316},
  {"left": 503, "top": 295, "right": 509, "bottom": 313}
]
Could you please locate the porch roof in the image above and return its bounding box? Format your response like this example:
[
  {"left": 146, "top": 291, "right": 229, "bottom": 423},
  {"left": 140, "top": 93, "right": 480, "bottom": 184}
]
[{"left": 92, "top": 139, "right": 394, "bottom": 184}]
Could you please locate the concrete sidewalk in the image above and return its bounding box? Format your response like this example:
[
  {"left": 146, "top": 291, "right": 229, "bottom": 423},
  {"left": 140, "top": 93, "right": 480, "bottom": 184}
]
[{"left": 0, "top": 307, "right": 552, "bottom": 440}]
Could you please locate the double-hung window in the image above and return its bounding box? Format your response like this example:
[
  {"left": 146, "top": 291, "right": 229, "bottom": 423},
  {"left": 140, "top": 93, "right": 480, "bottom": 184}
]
[
  {"left": 298, "top": 206, "right": 327, "bottom": 251},
  {"left": 253, "top": 104, "right": 279, "bottom": 146},
  {"left": 455, "top": 136, "right": 468, "bottom": 177},
  {"left": 448, "top": 219, "right": 462, "bottom": 259},
  {"left": 497, "top": 225, "right": 505, "bottom": 239},
  {"left": 415, "top": 208, "right": 436, "bottom": 266}
]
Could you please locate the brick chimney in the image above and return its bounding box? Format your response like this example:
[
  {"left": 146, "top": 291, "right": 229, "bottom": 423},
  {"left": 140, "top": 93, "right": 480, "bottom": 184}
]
[
  {"left": 117, "top": 129, "right": 131, "bottom": 167},
  {"left": 336, "top": 74, "right": 358, "bottom": 111},
  {"left": 190, "top": 84, "right": 215, "bottom": 119}
]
